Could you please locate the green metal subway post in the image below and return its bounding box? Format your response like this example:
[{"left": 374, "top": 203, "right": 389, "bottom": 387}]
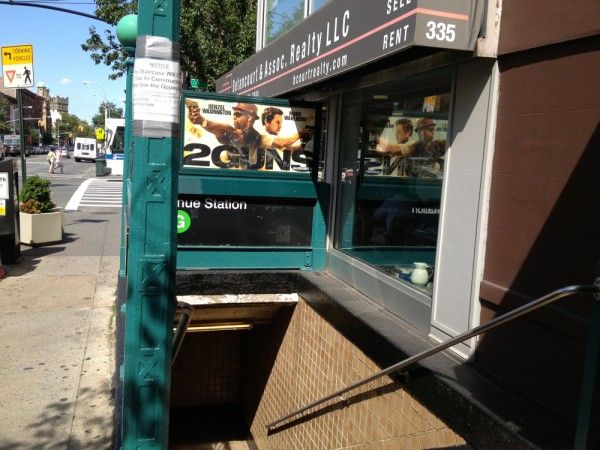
[
  {"left": 116, "top": 14, "right": 137, "bottom": 278},
  {"left": 121, "top": 1, "right": 181, "bottom": 448}
]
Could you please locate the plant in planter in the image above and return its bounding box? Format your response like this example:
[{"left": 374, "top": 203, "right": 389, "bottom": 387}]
[
  {"left": 19, "top": 175, "right": 55, "bottom": 214},
  {"left": 19, "top": 175, "right": 63, "bottom": 245}
]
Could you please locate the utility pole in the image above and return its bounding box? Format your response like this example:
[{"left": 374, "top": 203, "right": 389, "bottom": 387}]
[
  {"left": 83, "top": 81, "right": 110, "bottom": 128},
  {"left": 16, "top": 89, "right": 27, "bottom": 184},
  {"left": 121, "top": 1, "right": 181, "bottom": 448}
]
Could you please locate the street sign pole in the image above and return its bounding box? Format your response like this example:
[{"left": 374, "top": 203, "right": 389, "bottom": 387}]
[
  {"left": 2, "top": 44, "right": 34, "bottom": 187},
  {"left": 121, "top": 1, "right": 180, "bottom": 448},
  {"left": 16, "top": 89, "right": 27, "bottom": 185}
]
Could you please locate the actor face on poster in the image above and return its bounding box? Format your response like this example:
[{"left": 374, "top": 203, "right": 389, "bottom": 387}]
[{"left": 183, "top": 97, "right": 317, "bottom": 173}]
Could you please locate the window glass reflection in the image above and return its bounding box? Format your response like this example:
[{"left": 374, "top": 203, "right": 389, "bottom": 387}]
[
  {"left": 310, "top": 0, "right": 330, "bottom": 13},
  {"left": 265, "top": 0, "right": 305, "bottom": 45},
  {"left": 334, "top": 70, "right": 452, "bottom": 295}
]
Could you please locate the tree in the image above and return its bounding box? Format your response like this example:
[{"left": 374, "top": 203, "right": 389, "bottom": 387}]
[
  {"left": 0, "top": 95, "right": 11, "bottom": 135},
  {"left": 82, "top": 0, "right": 256, "bottom": 90},
  {"left": 55, "top": 113, "right": 94, "bottom": 145},
  {"left": 41, "top": 131, "right": 54, "bottom": 146},
  {"left": 29, "top": 129, "right": 41, "bottom": 146},
  {"left": 81, "top": 0, "right": 137, "bottom": 80},
  {"left": 92, "top": 101, "right": 124, "bottom": 128}
]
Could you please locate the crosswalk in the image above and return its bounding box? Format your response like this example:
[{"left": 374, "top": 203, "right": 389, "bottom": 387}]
[{"left": 66, "top": 179, "right": 123, "bottom": 211}]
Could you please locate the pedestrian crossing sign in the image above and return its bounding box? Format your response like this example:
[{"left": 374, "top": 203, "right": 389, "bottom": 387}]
[{"left": 1, "top": 44, "right": 34, "bottom": 88}]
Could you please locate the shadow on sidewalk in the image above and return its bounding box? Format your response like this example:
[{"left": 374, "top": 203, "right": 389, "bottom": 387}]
[
  {"left": 2, "top": 232, "right": 75, "bottom": 277},
  {"left": 0, "top": 385, "right": 114, "bottom": 449}
]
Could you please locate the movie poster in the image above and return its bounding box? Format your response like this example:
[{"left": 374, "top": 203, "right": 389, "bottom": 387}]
[
  {"left": 182, "top": 96, "right": 317, "bottom": 173},
  {"left": 362, "top": 115, "right": 448, "bottom": 178}
]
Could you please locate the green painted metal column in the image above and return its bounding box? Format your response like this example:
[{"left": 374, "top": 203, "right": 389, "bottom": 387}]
[
  {"left": 116, "top": 14, "right": 138, "bottom": 278},
  {"left": 122, "top": 1, "right": 180, "bottom": 448}
]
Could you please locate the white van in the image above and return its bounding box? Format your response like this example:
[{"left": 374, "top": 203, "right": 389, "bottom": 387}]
[{"left": 73, "top": 137, "right": 99, "bottom": 162}]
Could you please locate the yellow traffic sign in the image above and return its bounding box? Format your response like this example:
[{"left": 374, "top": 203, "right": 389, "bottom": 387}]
[
  {"left": 96, "top": 128, "right": 106, "bottom": 140},
  {"left": 2, "top": 44, "right": 34, "bottom": 88},
  {"left": 2, "top": 44, "right": 33, "bottom": 66}
]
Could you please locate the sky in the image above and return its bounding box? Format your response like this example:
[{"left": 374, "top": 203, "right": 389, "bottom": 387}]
[{"left": 0, "top": 1, "right": 126, "bottom": 123}]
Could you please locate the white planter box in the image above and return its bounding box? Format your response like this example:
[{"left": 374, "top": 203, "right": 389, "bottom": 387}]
[{"left": 19, "top": 208, "right": 64, "bottom": 246}]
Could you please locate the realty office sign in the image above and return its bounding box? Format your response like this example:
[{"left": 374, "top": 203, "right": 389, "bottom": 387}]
[
  {"left": 216, "top": 0, "right": 483, "bottom": 98},
  {"left": 1, "top": 44, "right": 34, "bottom": 88}
]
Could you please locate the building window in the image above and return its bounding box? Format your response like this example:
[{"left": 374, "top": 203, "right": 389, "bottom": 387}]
[
  {"left": 333, "top": 69, "right": 452, "bottom": 297},
  {"left": 309, "top": 0, "right": 330, "bottom": 13},
  {"left": 265, "top": 0, "right": 306, "bottom": 46},
  {"left": 263, "top": 0, "right": 331, "bottom": 47}
]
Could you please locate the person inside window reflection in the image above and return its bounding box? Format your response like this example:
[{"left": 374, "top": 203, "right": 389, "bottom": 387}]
[
  {"left": 412, "top": 118, "right": 446, "bottom": 177},
  {"left": 375, "top": 118, "right": 415, "bottom": 156},
  {"left": 376, "top": 117, "right": 446, "bottom": 177},
  {"left": 375, "top": 119, "right": 415, "bottom": 176}
]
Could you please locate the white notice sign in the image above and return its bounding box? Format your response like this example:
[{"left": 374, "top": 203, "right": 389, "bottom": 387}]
[
  {"left": 0, "top": 172, "right": 9, "bottom": 200},
  {"left": 132, "top": 57, "right": 180, "bottom": 123}
]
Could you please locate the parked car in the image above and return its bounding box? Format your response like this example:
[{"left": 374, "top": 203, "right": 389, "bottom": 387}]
[
  {"left": 0, "top": 142, "right": 5, "bottom": 160},
  {"left": 5, "top": 144, "right": 31, "bottom": 157},
  {"left": 58, "top": 147, "right": 70, "bottom": 158}
]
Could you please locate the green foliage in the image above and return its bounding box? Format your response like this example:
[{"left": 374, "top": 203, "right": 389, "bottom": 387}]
[
  {"left": 92, "top": 101, "right": 124, "bottom": 128},
  {"left": 83, "top": 0, "right": 257, "bottom": 89},
  {"left": 29, "top": 129, "right": 41, "bottom": 146},
  {"left": 0, "top": 95, "right": 10, "bottom": 135},
  {"left": 55, "top": 113, "right": 94, "bottom": 142},
  {"left": 19, "top": 176, "right": 55, "bottom": 214},
  {"left": 81, "top": 0, "right": 137, "bottom": 80},
  {"left": 180, "top": 0, "right": 257, "bottom": 90},
  {"left": 41, "top": 131, "right": 54, "bottom": 146}
]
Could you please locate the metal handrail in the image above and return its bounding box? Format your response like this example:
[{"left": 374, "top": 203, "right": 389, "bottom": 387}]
[
  {"left": 266, "top": 284, "right": 600, "bottom": 431},
  {"left": 172, "top": 301, "right": 193, "bottom": 365}
]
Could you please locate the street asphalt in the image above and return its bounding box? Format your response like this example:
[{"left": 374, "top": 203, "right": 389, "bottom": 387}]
[{"left": 0, "top": 177, "right": 120, "bottom": 449}]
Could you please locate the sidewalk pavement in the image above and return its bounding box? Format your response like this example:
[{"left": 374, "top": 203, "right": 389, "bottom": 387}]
[{"left": 0, "top": 253, "right": 117, "bottom": 449}]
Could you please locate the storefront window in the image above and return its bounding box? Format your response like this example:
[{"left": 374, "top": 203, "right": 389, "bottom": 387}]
[
  {"left": 265, "top": 0, "right": 305, "bottom": 45},
  {"left": 309, "top": 0, "right": 330, "bottom": 13},
  {"left": 263, "top": 0, "right": 331, "bottom": 46},
  {"left": 334, "top": 70, "right": 452, "bottom": 296}
]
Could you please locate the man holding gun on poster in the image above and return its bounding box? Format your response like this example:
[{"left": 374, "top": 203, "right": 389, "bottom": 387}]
[
  {"left": 376, "top": 118, "right": 446, "bottom": 177},
  {"left": 260, "top": 106, "right": 314, "bottom": 151},
  {"left": 185, "top": 99, "right": 261, "bottom": 149},
  {"left": 186, "top": 100, "right": 314, "bottom": 150}
]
